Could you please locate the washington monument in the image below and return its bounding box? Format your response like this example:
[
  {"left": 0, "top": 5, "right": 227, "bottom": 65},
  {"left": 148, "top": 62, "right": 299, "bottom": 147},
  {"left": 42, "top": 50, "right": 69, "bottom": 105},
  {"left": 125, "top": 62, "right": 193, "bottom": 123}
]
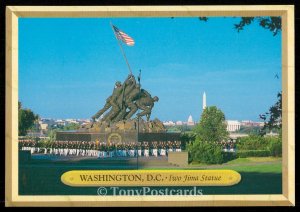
[{"left": 203, "top": 92, "right": 206, "bottom": 110}]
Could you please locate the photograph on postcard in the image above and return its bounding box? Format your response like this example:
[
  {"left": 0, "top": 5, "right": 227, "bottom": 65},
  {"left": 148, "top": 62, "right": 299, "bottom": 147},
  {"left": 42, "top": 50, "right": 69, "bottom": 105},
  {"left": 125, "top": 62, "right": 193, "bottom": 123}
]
[
  {"left": 17, "top": 16, "right": 283, "bottom": 195},
  {"left": 5, "top": 6, "right": 295, "bottom": 206}
]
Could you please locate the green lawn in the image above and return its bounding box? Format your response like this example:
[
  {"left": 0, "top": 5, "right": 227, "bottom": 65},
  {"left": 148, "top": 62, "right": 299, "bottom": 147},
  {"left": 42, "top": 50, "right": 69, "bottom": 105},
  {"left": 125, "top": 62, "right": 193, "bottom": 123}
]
[
  {"left": 144, "top": 161, "right": 282, "bottom": 173},
  {"left": 219, "top": 163, "right": 282, "bottom": 173},
  {"left": 190, "top": 156, "right": 281, "bottom": 167},
  {"left": 225, "top": 156, "right": 281, "bottom": 164}
]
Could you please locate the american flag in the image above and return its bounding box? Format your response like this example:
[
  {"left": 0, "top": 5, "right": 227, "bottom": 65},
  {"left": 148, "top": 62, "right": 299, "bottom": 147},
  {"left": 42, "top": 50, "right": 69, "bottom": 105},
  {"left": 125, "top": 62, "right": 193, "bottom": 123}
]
[{"left": 112, "top": 25, "right": 135, "bottom": 46}]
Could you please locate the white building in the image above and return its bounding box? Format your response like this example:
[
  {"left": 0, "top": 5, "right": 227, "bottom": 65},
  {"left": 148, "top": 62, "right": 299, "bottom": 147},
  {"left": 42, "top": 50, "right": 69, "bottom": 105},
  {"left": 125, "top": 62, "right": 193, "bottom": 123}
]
[
  {"left": 39, "top": 123, "right": 48, "bottom": 131},
  {"left": 203, "top": 92, "right": 207, "bottom": 110},
  {"left": 187, "top": 115, "right": 195, "bottom": 126},
  {"left": 226, "top": 120, "right": 241, "bottom": 132},
  {"left": 55, "top": 119, "right": 66, "bottom": 126},
  {"left": 176, "top": 121, "right": 183, "bottom": 125},
  {"left": 265, "top": 131, "right": 279, "bottom": 137},
  {"left": 241, "top": 120, "right": 264, "bottom": 127},
  {"left": 163, "top": 121, "right": 176, "bottom": 126}
]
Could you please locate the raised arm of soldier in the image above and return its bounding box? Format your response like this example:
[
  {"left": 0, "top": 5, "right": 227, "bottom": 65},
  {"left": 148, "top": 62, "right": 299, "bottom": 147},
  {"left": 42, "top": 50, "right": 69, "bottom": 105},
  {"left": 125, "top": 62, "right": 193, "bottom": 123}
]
[{"left": 123, "top": 73, "right": 136, "bottom": 87}]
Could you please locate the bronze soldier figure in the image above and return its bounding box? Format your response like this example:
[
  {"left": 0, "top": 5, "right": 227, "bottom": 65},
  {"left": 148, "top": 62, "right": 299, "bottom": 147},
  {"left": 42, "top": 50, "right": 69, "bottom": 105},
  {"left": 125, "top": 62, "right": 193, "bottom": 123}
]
[
  {"left": 135, "top": 89, "right": 159, "bottom": 121},
  {"left": 109, "top": 74, "right": 137, "bottom": 122},
  {"left": 92, "top": 80, "right": 123, "bottom": 121},
  {"left": 102, "top": 74, "right": 135, "bottom": 122}
]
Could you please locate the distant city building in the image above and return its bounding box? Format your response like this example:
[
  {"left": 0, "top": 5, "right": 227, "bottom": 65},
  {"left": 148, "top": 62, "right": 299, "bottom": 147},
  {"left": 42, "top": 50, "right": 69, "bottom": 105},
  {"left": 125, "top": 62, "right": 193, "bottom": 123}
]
[
  {"left": 176, "top": 121, "right": 183, "bottom": 125},
  {"left": 39, "top": 123, "right": 48, "bottom": 131},
  {"left": 163, "top": 118, "right": 196, "bottom": 127},
  {"left": 65, "top": 119, "right": 79, "bottom": 124},
  {"left": 241, "top": 120, "right": 264, "bottom": 127},
  {"left": 203, "top": 92, "right": 207, "bottom": 110},
  {"left": 226, "top": 120, "right": 241, "bottom": 132},
  {"left": 187, "top": 115, "right": 195, "bottom": 126},
  {"left": 258, "top": 122, "right": 264, "bottom": 127},
  {"left": 55, "top": 119, "right": 66, "bottom": 126},
  {"left": 265, "top": 131, "right": 279, "bottom": 137},
  {"left": 38, "top": 118, "right": 93, "bottom": 130},
  {"left": 78, "top": 119, "right": 91, "bottom": 126},
  {"left": 40, "top": 118, "right": 55, "bottom": 126},
  {"left": 163, "top": 121, "right": 176, "bottom": 126}
]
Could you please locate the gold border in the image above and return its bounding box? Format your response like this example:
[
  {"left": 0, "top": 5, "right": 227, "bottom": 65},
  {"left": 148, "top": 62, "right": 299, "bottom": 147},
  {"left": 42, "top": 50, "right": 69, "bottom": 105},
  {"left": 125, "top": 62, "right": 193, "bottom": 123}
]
[{"left": 5, "top": 5, "right": 295, "bottom": 207}]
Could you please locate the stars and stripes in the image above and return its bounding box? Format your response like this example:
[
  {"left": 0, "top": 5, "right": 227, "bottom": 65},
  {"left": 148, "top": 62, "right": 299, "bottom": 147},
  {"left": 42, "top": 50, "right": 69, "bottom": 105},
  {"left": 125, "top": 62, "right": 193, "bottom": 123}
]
[{"left": 112, "top": 25, "right": 135, "bottom": 46}]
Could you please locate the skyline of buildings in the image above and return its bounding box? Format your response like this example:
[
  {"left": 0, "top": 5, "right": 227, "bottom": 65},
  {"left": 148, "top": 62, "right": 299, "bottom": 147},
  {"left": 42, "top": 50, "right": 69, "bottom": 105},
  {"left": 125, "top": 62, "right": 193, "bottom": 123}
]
[
  {"left": 37, "top": 116, "right": 264, "bottom": 134},
  {"left": 162, "top": 92, "right": 264, "bottom": 132},
  {"left": 37, "top": 92, "right": 264, "bottom": 133}
]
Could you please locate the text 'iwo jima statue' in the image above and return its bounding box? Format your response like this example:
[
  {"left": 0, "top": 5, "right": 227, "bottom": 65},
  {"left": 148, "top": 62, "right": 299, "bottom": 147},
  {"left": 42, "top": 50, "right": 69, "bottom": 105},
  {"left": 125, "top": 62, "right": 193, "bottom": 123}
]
[{"left": 80, "top": 73, "right": 165, "bottom": 133}]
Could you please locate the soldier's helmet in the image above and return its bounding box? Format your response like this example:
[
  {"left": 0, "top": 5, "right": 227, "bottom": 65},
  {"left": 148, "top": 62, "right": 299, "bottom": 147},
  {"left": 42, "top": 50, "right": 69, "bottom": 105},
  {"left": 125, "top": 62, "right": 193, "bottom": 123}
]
[
  {"left": 115, "top": 81, "right": 122, "bottom": 87},
  {"left": 153, "top": 96, "right": 159, "bottom": 102}
]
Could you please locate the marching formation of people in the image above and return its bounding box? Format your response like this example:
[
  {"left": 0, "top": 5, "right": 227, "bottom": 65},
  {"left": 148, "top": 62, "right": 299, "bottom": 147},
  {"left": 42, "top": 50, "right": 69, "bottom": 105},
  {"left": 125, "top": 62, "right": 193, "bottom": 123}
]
[{"left": 18, "top": 139, "right": 182, "bottom": 158}]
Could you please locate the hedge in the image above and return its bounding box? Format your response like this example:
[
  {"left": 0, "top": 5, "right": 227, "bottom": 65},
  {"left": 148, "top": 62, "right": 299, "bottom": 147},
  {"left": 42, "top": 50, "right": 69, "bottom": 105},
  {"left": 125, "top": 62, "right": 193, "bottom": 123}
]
[
  {"left": 236, "top": 150, "right": 270, "bottom": 158},
  {"left": 269, "top": 140, "right": 282, "bottom": 157},
  {"left": 222, "top": 152, "right": 237, "bottom": 162},
  {"left": 236, "top": 135, "right": 282, "bottom": 151}
]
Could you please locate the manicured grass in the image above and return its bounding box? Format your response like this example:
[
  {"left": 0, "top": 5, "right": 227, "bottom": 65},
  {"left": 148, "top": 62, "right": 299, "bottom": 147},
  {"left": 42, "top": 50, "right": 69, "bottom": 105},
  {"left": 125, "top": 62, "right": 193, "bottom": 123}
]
[
  {"left": 215, "top": 162, "right": 282, "bottom": 173},
  {"left": 190, "top": 156, "right": 281, "bottom": 166},
  {"left": 224, "top": 156, "right": 281, "bottom": 164},
  {"left": 145, "top": 161, "right": 282, "bottom": 173}
]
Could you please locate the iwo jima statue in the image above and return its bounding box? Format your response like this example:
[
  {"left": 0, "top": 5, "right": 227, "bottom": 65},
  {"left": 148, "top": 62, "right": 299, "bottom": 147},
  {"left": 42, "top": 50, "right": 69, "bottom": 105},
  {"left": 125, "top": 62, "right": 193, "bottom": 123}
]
[{"left": 80, "top": 73, "right": 165, "bottom": 133}]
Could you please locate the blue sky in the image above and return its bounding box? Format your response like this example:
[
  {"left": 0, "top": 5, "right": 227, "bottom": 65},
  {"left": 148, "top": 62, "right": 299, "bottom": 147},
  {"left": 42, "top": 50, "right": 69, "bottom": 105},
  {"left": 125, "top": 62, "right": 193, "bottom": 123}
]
[{"left": 19, "top": 17, "right": 281, "bottom": 122}]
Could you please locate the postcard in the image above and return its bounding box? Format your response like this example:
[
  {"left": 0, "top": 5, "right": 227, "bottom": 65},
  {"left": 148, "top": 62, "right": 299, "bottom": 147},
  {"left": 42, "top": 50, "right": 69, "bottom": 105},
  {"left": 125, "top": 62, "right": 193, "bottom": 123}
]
[{"left": 5, "top": 5, "right": 295, "bottom": 206}]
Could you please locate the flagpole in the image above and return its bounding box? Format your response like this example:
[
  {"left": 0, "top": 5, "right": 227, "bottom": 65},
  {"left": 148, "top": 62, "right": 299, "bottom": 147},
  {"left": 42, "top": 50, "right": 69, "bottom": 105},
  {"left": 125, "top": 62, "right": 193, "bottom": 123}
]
[
  {"left": 110, "top": 22, "right": 132, "bottom": 75},
  {"left": 136, "top": 69, "right": 141, "bottom": 170}
]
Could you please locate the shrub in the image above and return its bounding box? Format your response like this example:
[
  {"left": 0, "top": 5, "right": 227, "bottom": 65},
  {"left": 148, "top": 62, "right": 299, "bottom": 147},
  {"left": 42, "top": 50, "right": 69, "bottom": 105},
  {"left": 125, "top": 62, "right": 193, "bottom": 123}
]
[
  {"left": 188, "top": 139, "right": 229, "bottom": 164},
  {"left": 236, "top": 135, "right": 282, "bottom": 157},
  {"left": 223, "top": 152, "right": 237, "bottom": 162},
  {"left": 236, "top": 150, "right": 270, "bottom": 158},
  {"left": 268, "top": 139, "right": 282, "bottom": 157},
  {"left": 236, "top": 135, "right": 270, "bottom": 150}
]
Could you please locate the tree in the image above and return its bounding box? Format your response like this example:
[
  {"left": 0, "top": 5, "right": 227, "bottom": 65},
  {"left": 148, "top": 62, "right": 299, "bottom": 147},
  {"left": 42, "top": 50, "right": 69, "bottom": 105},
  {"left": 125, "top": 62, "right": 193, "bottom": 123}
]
[
  {"left": 18, "top": 101, "right": 39, "bottom": 136},
  {"left": 62, "top": 123, "right": 80, "bottom": 131},
  {"left": 259, "top": 92, "right": 282, "bottom": 135},
  {"left": 194, "top": 106, "right": 229, "bottom": 142},
  {"left": 237, "top": 125, "right": 262, "bottom": 135},
  {"left": 233, "top": 17, "right": 281, "bottom": 36},
  {"left": 198, "top": 16, "right": 281, "bottom": 36},
  {"left": 180, "top": 132, "right": 196, "bottom": 150},
  {"left": 47, "top": 129, "right": 58, "bottom": 142},
  {"left": 50, "top": 122, "right": 80, "bottom": 131},
  {"left": 173, "top": 16, "right": 282, "bottom": 35}
]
